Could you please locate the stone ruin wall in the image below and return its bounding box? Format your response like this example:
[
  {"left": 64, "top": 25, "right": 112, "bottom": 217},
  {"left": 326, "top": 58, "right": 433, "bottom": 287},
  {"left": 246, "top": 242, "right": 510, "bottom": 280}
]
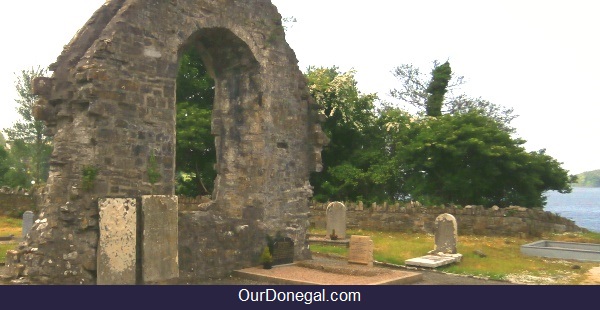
[
  {"left": 310, "top": 202, "right": 586, "bottom": 237},
  {"left": 4, "top": 192, "right": 588, "bottom": 281},
  {"left": 0, "top": 191, "right": 37, "bottom": 218},
  {"left": 8, "top": 0, "right": 326, "bottom": 284}
]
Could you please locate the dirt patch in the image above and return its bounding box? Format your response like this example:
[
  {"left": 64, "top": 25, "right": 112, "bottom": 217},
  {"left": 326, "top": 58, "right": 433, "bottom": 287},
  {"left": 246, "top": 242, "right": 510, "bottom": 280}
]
[{"left": 581, "top": 266, "right": 600, "bottom": 285}]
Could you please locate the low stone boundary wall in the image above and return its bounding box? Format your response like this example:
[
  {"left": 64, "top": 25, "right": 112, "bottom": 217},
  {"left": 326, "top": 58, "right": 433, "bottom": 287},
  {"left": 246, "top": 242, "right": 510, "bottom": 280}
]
[
  {"left": 310, "top": 202, "right": 585, "bottom": 237},
  {"left": 0, "top": 193, "right": 36, "bottom": 217},
  {"left": 3, "top": 193, "right": 586, "bottom": 238}
]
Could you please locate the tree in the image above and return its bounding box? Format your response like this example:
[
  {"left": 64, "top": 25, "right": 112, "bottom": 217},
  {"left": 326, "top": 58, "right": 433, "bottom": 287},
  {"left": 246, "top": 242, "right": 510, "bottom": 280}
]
[
  {"left": 306, "top": 66, "right": 389, "bottom": 203},
  {"left": 175, "top": 47, "right": 216, "bottom": 197},
  {"left": 3, "top": 66, "right": 52, "bottom": 187},
  {"left": 425, "top": 61, "right": 452, "bottom": 117},
  {"left": 371, "top": 105, "right": 417, "bottom": 200},
  {"left": 574, "top": 170, "right": 600, "bottom": 187},
  {"left": 390, "top": 61, "right": 517, "bottom": 132},
  {"left": 0, "top": 141, "right": 11, "bottom": 186},
  {"left": 392, "top": 111, "right": 572, "bottom": 208}
]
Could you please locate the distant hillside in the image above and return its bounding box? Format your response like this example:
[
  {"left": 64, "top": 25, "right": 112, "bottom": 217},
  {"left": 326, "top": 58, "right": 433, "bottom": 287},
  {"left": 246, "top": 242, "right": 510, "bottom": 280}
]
[{"left": 573, "top": 169, "right": 600, "bottom": 187}]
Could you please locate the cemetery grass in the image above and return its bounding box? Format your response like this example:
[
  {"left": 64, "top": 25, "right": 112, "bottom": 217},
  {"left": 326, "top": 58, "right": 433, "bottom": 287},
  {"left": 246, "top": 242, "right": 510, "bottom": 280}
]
[
  {"left": 310, "top": 228, "right": 600, "bottom": 285},
  {"left": 0, "top": 216, "right": 21, "bottom": 236},
  {"left": 0, "top": 216, "right": 21, "bottom": 263},
  {"left": 2, "top": 216, "right": 599, "bottom": 284}
]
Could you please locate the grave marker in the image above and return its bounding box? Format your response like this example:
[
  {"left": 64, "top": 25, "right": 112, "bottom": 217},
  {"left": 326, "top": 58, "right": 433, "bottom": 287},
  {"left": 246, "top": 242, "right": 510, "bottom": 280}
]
[
  {"left": 22, "top": 211, "right": 34, "bottom": 237},
  {"left": 405, "top": 213, "right": 462, "bottom": 268},
  {"left": 97, "top": 198, "right": 137, "bottom": 285},
  {"left": 271, "top": 237, "right": 294, "bottom": 266},
  {"left": 348, "top": 235, "right": 373, "bottom": 267},
  {"left": 434, "top": 213, "right": 458, "bottom": 254},
  {"left": 141, "top": 195, "right": 179, "bottom": 283},
  {"left": 326, "top": 202, "right": 347, "bottom": 239}
]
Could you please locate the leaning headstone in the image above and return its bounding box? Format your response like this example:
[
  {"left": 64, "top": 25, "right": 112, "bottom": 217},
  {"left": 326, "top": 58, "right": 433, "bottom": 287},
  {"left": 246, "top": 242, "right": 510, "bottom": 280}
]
[
  {"left": 433, "top": 213, "right": 458, "bottom": 254},
  {"left": 97, "top": 198, "right": 137, "bottom": 285},
  {"left": 22, "top": 211, "right": 34, "bottom": 238},
  {"left": 326, "top": 202, "right": 346, "bottom": 239},
  {"left": 348, "top": 235, "right": 373, "bottom": 267},
  {"left": 271, "top": 237, "right": 294, "bottom": 266},
  {"left": 141, "top": 195, "right": 179, "bottom": 283}
]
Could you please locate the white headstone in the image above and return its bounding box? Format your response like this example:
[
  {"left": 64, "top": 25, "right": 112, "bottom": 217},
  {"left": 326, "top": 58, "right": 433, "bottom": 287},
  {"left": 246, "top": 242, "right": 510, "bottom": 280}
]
[{"left": 326, "top": 202, "right": 346, "bottom": 239}]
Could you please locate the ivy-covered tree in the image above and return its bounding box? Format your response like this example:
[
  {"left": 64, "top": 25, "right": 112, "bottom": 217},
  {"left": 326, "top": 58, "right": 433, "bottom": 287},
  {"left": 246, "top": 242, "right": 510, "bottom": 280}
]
[
  {"left": 425, "top": 61, "right": 452, "bottom": 117},
  {"left": 390, "top": 60, "right": 517, "bottom": 132}
]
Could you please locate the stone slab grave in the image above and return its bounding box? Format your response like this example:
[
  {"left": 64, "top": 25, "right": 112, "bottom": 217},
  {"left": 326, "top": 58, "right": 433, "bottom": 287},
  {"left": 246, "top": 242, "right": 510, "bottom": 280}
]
[
  {"left": 405, "top": 254, "right": 463, "bottom": 268},
  {"left": 97, "top": 198, "right": 137, "bottom": 285},
  {"left": 272, "top": 237, "right": 294, "bottom": 266},
  {"left": 405, "top": 213, "right": 463, "bottom": 268},
  {"left": 97, "top": 196, "right": 179, "bottom": 285},
  {"left": 348, "top": 235, "right": 374, "bottom": 267},
  {"left": 142, "top": 195, "right": 179, "bottom": 283},
  {"left": 326, "top": 201, "right": 347, "bottom": 239}
]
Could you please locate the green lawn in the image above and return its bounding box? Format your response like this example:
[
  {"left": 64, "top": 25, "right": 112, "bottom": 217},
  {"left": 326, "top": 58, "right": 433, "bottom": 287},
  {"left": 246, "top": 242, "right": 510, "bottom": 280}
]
[
  {"left": 310, "top": 228, "right": 600, "bottom": 284},
  {"left": 0, "top": 216, "right": 21, "bottom": 237},
  {"left": 0, "top": 216, "right": 22, "bottom": 264},
  {"left": 2, "top": 216, "right": 599, "bottom": 284}
]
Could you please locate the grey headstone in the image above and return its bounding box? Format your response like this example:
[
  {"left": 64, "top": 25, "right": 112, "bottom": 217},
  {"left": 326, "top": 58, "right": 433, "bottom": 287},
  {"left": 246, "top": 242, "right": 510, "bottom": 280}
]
[
  {"left": 326, "top": 202, "right": 346, "bottom": 239},
  {"left": 97, "top": 198, "right": 137, "bottom": 285},
  {"left": 272, "top": 237, "right": 294, "bottom": 266},
  {"left": 434, "top": 213, "right": 458, "bottom": 254},
  {"left": 348, "top": 235, "right": 373, "bottom": 267},
  {"left": 22, "top": 211, "right": 34, "bottom": 237},
  {"left": 141, "top": 195, "right": 179, "bottom": 283}
]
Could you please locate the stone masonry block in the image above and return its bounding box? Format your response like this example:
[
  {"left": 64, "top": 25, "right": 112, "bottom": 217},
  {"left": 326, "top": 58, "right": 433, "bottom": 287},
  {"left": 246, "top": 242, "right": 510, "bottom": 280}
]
[
  {"left": 97, "top": 198, "right": 137, "bottom": 285},
  {"left": 141, "top": 195, "right": 179, "bottom": 283}
]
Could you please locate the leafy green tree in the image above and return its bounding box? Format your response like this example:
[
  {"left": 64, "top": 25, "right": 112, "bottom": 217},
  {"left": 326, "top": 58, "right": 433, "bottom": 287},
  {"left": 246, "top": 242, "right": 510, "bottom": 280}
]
[
  {"left": 1, "top": 140, "right": 34, "bottom": 188},
  {"left": 306, "top": 66, "right": 388, "bottom": 202},
  {"left": 0, "top": 142, "right": 11, "bottom": 186},
  {"left": 3, "top": 66, "right": 52, "bottom": 187},
  {"left": 370, "top": 106, "right": 417, "bottom": 200},
  {"left": 392, "top": 111, "right": 572, "bottom": 208},
  {"left": 175, "top": 47, "right": 216, "bottom": 197}
]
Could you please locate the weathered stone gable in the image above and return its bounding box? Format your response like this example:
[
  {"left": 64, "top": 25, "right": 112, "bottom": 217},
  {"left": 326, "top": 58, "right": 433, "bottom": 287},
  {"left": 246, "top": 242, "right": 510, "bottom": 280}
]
[{"left": 11, "top": 0, "right": 325, "bottom": 284}]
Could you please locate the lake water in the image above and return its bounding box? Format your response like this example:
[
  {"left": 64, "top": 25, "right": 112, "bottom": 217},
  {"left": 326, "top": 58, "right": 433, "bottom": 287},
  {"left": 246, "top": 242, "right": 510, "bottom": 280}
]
[{"left": 545, "top": 187, "right": 600, "bottom": 233}]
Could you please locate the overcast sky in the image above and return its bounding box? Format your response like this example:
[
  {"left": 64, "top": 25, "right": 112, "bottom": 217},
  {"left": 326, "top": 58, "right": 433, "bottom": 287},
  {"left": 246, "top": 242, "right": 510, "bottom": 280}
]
[{"left": 0, "top": 0, "right": 598, "bottom": 174}]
